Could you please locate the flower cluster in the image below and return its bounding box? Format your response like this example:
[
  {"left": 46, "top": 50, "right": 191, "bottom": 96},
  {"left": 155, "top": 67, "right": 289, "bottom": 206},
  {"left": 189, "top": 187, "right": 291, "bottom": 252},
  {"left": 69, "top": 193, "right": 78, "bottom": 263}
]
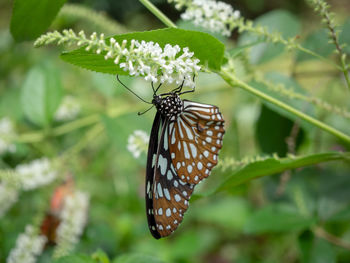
[
  {"left": 55, "top": 96, "right": 81, "bottom": 121},
  {"left": 34, "top": 30, "right": 201, "bottom": 88},
  {"left": 127, "top": 130, "right": 149, "bottom": 159},
  {"left": 7, "top": 225, "right": 47, "bottom": 263},
  {"left": 0, "top": 117, "right": 16, "bottom": 155},
  {"left": 169, "top": 0, "right": 240, "bottom": 36},
  {"left": 15, "top": 158, "right": 57, "bottom": 191},
  {"left": 54, "top": 191, "right": 89, "bottom": 258}
]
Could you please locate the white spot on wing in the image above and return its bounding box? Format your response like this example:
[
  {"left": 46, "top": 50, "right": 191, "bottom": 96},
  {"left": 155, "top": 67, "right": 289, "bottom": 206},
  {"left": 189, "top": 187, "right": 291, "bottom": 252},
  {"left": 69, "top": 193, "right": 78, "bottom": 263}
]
[
  {"left": 164, "top": 188, "right": 171, "bottom": 200},
  {"left": 163, "top": 127, "right": 168, "bottom": 150},
  {"left": 158, "top": 154, "right": 167, "bottom": 175},
  {"left": 175, "top": 194, "right": 181, "bottom": 202},
  {"left": 183, "top": 142, "right": 190, "bottom": 159},
  {"left": 187, "top": 165, "right": 193, "bottom": 173},
  {"left": 189, "top": 143, "right": 197, "bottom": 158},
  {"left": 157, "top": 183, "right": 163, "bottom": 197},
  {"left": 167, "top": 170, "right": 173, "bottom": 180}
]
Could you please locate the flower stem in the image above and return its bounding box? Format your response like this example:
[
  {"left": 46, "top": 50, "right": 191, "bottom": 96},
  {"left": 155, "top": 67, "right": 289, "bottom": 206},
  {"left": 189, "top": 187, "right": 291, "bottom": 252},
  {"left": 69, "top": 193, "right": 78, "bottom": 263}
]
[
  {"left": 16, "top": 115, "right": 100, "bottom": 143},
  {"left": 297, "top": 45, "right": 342, "bottom": 71},
  {"left": 139, "top": 0, "right": 177, "bottom": 28},
  {"left": 220, "top": 69, "right": 350, "bottom": 145},
  {"left": 16, "top": 105, "right": 137, "bottom": 143}
]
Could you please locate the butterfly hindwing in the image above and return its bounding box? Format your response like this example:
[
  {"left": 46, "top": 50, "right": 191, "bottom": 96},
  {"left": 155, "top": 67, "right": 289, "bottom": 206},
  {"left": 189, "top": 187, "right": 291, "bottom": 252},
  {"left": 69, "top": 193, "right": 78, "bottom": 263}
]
[{"left": 168, "top": 100, "right": 225, "bottom": 185}]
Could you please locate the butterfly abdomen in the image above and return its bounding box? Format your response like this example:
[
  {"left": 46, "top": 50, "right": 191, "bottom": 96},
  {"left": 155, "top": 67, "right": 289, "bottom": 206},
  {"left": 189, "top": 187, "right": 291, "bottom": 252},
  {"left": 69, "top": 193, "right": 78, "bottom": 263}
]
[{"left": 152, "top": 94, "right": 184, "bottom": 118}]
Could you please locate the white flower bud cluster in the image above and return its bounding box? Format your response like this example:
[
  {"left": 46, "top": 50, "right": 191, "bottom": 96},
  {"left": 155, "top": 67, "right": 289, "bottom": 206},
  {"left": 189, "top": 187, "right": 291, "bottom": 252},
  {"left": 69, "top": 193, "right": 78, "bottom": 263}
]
[
  {"left": 15, "top": 158, "right": 57, "bottom": 191},
  {"left": 35, "top": 30, "right": 201, "bottom": 89},
  {"left": 169, "top": 0, "right": 240, "bottom": 36},
  {"left": 54, "top": 96, "right": 81, "bottom": 121},
  {"left": 107, "top": 39, "right": 200, "bottom": 88},
  {"left": 7, "top": 225, "right": 47, "bottom": 263},
  {"left": 54, "top": 191, "right": 89, "bottom": 258},
  {"left": 0, "top": 182, "right": 18, "bottom": 218},
  {"left": 0, "top": 117, "right": 16, "bottom": 155},
  {"left": 127, "top": 130, "right": 149, "bottom": 159}
]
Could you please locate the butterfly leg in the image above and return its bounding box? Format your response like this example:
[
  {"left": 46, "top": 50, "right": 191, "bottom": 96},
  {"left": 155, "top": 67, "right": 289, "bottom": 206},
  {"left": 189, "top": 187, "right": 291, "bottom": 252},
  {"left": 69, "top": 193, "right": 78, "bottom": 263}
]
[
  {"left": 178, "top": 75, "right": 196, "bottom": 95},
  {"left": 172, "top": 79, "right": 185, "bottom": 94}
]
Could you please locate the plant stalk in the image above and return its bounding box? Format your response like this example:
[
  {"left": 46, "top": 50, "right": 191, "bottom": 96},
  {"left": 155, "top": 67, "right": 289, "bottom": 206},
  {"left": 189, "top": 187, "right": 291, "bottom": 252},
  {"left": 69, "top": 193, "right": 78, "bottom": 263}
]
[
  {"left": 139, "top": 0, "right": 177, "bottom": 28},
  {"left": 220, "top": 69, "right": 350, "bottom": 145}
]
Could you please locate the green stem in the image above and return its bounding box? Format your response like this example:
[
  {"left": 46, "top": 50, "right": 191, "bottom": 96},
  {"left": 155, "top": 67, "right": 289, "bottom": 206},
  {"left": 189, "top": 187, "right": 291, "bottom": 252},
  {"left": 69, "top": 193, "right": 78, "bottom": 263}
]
[
  {"left": 16, "top": 114, "right": 100, "bottom": 143},
  {"left": 62, "top": 123, "right": 105, "bottom": 159},
  {"left": 139, "top": 0, "right": 177, "bottom": 28},
  {"left": 16, "top": 105, "right": 136, "bottom": 144},
  {"left": 297, "top": 45, "right": 342, "bottom": 71},
  {"left": 220, "top": 69, "right": 350, "bottom": 145}
]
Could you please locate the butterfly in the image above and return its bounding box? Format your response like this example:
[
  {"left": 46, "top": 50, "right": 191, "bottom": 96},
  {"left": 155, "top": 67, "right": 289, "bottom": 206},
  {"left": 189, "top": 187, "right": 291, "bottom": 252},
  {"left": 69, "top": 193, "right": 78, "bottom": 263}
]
[
  {"left": 144, "top": 82, "right": 225, "bottom": 239},
  {"left": 40, "top": 176, "right": 74, "bottom": 245}
]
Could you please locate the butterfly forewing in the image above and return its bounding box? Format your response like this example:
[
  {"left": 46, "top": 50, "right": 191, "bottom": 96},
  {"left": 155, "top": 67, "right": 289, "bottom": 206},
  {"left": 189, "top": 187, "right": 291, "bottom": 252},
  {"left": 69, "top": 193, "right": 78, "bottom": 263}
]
[
  {"left": 168, "top": 100, "right": 225, "bottom": 185},
  {"left": 145, "top": 112, "right": 162, "bottom": 239},
  {"left": 146, "top": 113, "right": 194, "bottom": 238}
]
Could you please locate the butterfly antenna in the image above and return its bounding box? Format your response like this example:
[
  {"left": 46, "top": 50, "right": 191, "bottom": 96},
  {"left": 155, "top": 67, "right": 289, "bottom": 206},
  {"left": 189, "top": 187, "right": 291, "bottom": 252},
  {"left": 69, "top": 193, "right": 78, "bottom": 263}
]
[
  {"left": 138, "top": 105, "right": 154, "bottom": 115},
  {"left": 155, "top": 82, "right": 162, "bottom": 94},
  {"left": 116, "top": 75, "right": 152, "bottom": 104}
]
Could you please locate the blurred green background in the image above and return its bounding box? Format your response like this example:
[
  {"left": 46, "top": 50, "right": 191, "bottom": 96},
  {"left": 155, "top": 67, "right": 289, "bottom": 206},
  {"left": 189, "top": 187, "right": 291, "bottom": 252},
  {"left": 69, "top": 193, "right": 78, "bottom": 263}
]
[{"left": 1, "top": 0, "right": 350, "bottom": 262}]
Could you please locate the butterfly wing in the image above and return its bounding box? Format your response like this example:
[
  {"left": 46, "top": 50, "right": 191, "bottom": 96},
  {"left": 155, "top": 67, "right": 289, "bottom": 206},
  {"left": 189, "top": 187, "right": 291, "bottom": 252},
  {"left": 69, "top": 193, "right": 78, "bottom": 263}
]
[
  {"left": 145, "top": 112, "right": 162, "bottom": 239},
  {"left": 168, "top": 100, "right": 225, "bottom": 185},
  {"left": 146, "top": 112, "right": 194, "bottom": 239}
]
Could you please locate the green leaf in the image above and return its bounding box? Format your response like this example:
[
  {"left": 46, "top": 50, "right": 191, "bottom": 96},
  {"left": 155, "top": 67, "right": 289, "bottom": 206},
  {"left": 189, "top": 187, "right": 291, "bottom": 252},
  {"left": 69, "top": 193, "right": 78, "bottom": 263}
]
[
  {"left": 177, "top": 20, "right": 228, "bottom": 44},
  {"left": 113, "top": 254, "right": 163, "bottom": 263},
  {"left": 256, "top": 105, "right": 305, "bottom": 156},
  {"left": 299, "top": 231, "right": 315, "bottom": 263},
  {"left": 215, "top": 152, "right": 349, "bottom": 193},
  {"left": 60, "top": 28, "right": 225, "bottom": 74},
  {"left": 191, "top": 197, "right": 251, "bottom": 231},
  {"left": 53, "top": 254, "right": 95, "bottom": 263},
  {"left": 101, "top": 112, "right": 150, "bottom": 147},
  {"left": 296, "top": 29, "right": 334, "bottom": 62},
  {"left": 299, "top": 233, "right": 336, "bottom": 263},
  {"left": 328, "top": 206, "right": 350, "bottom": 222},
  {"left": 238, "top": 10, "right": 301, "bottom": 64},
  {"left": 92, "top": 249, "right": 110, "bottom": 263},
  {"left": 20, "top": 63, "right": 63, "bottom": 127},
  {"left": 10, "top": 0, "right": 67, "bottom": 42},
  {"left": 244, "top": 204, "right": 315, "bottom": 234}
]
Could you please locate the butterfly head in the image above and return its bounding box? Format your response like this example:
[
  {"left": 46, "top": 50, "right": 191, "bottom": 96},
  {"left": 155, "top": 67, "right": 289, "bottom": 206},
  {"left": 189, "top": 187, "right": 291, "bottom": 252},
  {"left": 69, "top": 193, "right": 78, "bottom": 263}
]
[{"left": 152, "top": 93, "right": 184, "bottom": 118}]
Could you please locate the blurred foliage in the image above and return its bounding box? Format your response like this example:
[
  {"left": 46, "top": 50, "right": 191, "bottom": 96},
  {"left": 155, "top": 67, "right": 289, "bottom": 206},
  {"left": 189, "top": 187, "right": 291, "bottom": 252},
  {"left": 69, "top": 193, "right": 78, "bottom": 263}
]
[{"left": 1, "top": 0, "right": 350, "bottom": 263}]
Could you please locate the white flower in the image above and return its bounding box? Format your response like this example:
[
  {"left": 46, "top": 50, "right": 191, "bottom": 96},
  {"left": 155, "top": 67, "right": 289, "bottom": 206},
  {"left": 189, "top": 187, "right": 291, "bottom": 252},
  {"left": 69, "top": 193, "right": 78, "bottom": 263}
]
[
  {"left": 117, "top": 40, "right": 200, "bottom": 88},
  {"left": 7, "top": 225, "right": 47, "bottom": 263},
  {"left": 0, "top": 182, "right": 18, "bottom": 218},
  {"left": 170, "top": 0, "right": 240, "bottom": 36},
  {"left": 55, "top": 96, "right": 81, "bottom": 121},
  {"left": 54, "top": 191, "right": 89, "bottom": 258},
  {"left": 35, "top": 30, "right": 201, "bottom": 89},
  {"left": 15, "top": 158, "right": 57, "bottom": 191},
  {"left": 0, "top": 117, "right": 16, "bottom": 155},
  {"left": 127, "top": 130, "right": 149, "bottom": 159}
]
